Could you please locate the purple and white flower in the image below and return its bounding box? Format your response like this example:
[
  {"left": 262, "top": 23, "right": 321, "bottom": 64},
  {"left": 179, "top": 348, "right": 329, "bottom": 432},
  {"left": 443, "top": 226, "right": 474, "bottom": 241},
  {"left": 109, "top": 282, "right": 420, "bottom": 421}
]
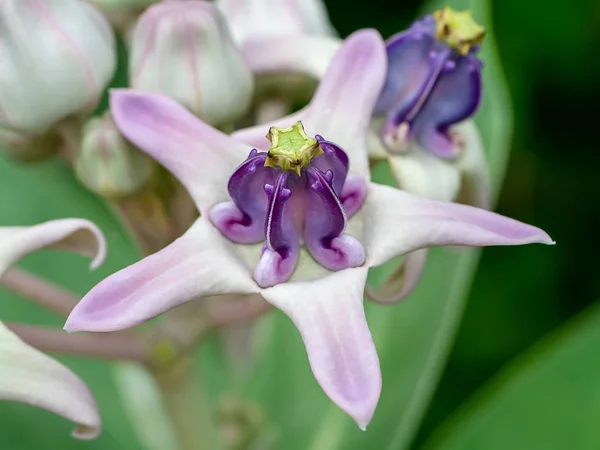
[{"left": 65, "top": 30, "right": 552, "bottom": 429}]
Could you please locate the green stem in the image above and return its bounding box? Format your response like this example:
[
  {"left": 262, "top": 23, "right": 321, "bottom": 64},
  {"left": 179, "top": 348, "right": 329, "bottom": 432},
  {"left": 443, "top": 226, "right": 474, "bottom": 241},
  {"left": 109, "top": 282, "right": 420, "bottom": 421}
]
[{"left": 150, "top": 357, "right": 221, "bottom": 450}]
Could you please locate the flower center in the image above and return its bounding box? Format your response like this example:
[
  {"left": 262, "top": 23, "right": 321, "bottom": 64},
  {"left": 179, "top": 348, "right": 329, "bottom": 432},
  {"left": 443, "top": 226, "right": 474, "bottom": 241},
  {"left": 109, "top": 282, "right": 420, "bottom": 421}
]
[
  {"left": 264, "top": 121, "right": 324, "bottom": 175},
  {"left": 209, "top": 121, "right": 367, "bottom": 288},
  {"left": 433, "top": 7, "right": 485, "bottom": 55}
]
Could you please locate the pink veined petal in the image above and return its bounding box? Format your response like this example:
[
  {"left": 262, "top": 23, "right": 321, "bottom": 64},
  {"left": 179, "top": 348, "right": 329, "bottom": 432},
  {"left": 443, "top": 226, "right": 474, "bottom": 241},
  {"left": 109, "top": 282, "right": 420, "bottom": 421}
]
[
  {"left": 366, "top": 249, "right": 429, "bottom": 304},
  {"left": 0, "top": 218, "right": 106, "bottom": 275},
  {"left": 110, "top": 89, "right": 251, "bottom": 214},
  {"left": 65, "top": 219, "right": 258, "bottom": 333},
  {"left": 364, "top": 183, "right": 555, "bottom": 267},
  {"left": 0, "top": 322, "right": 100, "bottom": 439},
  {"left": 260, "top": 266, "right": 381, "bottom": 429},
  {"left": 233, "top": 30, "right": 387, "bottom": 179},
  {"left": 388, "top": 149, "right": 462, "bottom": 203},
  {"left": 301, "top": 29, "right": 387, "bottom": 178},
  {"left": 241, "top": 35, "right": 340, "bottom": 80}
]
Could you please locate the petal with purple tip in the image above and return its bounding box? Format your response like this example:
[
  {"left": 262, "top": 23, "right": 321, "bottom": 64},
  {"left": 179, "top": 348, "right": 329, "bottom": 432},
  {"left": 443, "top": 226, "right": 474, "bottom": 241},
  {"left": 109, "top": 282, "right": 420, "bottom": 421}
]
[
  {"left": 110, "top": 89, "right": 251, "bottom": 214},
  {"left": 65, "top": 219, "right": 258, "bottom": 333},
  {"left": 260, "top": 267, "right": 380, "bottom": 429},
  {"left": 304, "top": 168, "right": 365, "bottom": 271},
  {"left": 0, "top": 322, "right": 100, "bottom": 439},
  {"left": 364, "top": 183, "right": 554, "bottom": 267},
  {"left": 0, "top": 219, "right": 106, "bottom": 275}
]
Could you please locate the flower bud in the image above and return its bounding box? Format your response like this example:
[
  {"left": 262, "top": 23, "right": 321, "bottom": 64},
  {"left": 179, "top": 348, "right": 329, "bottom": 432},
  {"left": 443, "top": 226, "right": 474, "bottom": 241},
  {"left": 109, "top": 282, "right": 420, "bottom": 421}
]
[
  {"left": 216, "top": 0, "right": 336, "bottom": 44},
  {"left": 129, "top": 1, "right": 253, "bottom": 126},
  {"left": 0, "top": 0, "right": 116, "bottom": 155},
  {"left": 75, "top": 113, "right": 153, "bottom": 198}
]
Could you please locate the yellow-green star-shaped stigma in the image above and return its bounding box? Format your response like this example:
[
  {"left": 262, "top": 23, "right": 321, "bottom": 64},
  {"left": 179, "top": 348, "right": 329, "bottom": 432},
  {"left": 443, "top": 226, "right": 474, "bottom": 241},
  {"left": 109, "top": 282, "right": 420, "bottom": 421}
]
[
  {"left": 264, "top": 121, "right": 323, "bottom": 176},
  {"left": 433, "top": 7, "right": 485, "bottom": 55}
]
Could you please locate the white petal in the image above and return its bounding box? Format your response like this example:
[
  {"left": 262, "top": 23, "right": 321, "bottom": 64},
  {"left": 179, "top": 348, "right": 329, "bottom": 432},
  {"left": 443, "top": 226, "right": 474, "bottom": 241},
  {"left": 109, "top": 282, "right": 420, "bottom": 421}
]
[
  {"left": 0, "top": 218, "right": 106, "bottom": 276},
  {"left": 261, "top": 267, "right": 381, "bottom": 429},
  {"left": 364, "top": 183, "right": 554, "bottom": 267},
  {"left": 388, "top": 148, "right": 462, "bottom": 203},
  {"left": 0, "top": 322, "right": 100, "bottom": 439},
  {"left": 454, "top": 120, "right": 492, "bottom": 209}
]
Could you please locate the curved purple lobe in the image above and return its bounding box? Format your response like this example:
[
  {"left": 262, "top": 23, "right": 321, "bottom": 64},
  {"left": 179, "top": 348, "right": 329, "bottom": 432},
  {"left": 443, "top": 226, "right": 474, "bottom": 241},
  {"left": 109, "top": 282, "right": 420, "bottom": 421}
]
[
  {"left": 254, "top": 173, "right": 299, "bottom": 287},
  {"left": 312, "top": 135, "right": 349, "bottom": 194},
  {"left": 374, "top": 16, "right": 437, "bottom": 116},
  {"left": 339, "top": 175, "right": 368, "bottom": 218},
  {"left": 304, "top": 167, "right": 365, "bottom": 271},
  {"left": 413, "top": 54, "right": 482, "bottom": 159},
  {"left": 211, "top": 150, "right": 276, "bottom": 243}
]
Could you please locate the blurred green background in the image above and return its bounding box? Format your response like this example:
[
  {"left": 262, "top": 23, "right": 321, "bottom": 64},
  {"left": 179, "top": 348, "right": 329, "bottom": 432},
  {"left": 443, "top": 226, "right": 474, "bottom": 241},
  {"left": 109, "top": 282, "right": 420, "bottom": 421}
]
[{"left": 326, "top": 0, "right": 600, "bottom": 447}]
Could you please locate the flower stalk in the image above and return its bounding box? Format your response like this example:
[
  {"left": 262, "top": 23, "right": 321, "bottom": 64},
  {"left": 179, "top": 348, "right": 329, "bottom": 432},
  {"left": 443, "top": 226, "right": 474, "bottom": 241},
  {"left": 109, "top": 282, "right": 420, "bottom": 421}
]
[
  {"left": 1, "top": 267, "right": 79, "bottom": 317},
  {"left": 150, "top": 356, "right": 221, "bottom": 450}
]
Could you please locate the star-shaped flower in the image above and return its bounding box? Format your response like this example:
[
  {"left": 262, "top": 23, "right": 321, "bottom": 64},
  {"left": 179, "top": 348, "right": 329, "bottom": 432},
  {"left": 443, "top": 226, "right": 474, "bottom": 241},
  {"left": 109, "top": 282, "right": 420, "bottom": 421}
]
[{"left": 66, "top": 30, "right": 552, "bottom": 428}]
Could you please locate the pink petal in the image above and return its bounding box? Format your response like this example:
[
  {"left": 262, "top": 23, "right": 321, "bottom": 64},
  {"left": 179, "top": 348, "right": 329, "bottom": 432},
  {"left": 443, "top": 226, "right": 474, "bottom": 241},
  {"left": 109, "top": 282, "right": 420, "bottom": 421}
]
[
  {"left": 110, "top": 89, "right": 251, "bottom": 214},
  {"left": 301, "top": 29, "right": 387, "bottom": 178},
  {"left": 65, "top": 219, "right": 258, "bottom": 332},
  {"left": 233, "top": 30, "right": 387, "bottom": 178},
  {"left": 261, "top": 267, "right": 381, "bottom": 429},
  {"left": 364, "top": 183, "right": 554, "bottom": 267},
  {"left": 0, "top": 219, "right": 106, "bottom": 275},
  {"left": 0, "top": 322, "right": 100, "bottom": 439},
  {"left": 366, "top": 249, "right": 429, "bottom": 304}
]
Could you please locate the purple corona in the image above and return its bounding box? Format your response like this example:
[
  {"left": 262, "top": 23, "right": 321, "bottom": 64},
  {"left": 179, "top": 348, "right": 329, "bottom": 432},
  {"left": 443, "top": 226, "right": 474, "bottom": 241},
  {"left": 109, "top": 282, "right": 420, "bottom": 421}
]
[
  {"left": 374, "top": 8, "right": 484, "bottom": 159},
  {"left": 210, "top": 122, "right": 366, "bottom": 287}
]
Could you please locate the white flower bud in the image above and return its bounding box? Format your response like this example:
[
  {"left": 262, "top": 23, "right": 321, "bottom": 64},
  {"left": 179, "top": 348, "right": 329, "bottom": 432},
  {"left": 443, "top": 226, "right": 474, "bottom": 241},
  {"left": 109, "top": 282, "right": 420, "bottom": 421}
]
[
  {"left": 216, "top": 0, "right": 336, "bottom": 45},
  {"left": 0, "top": 1, "right": 116, "bottom": 144},
  {"left": 129, "top": 1, "right": 254, "bottom": 126},
  {"left": 75, "top": 113, "right": 153, "bottom": 198}
]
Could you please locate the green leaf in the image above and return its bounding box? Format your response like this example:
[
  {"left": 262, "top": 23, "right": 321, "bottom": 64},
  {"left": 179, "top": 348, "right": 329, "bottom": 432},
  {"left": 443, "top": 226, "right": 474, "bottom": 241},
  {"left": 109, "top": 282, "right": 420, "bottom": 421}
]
[
  {"left": 241, "top": 0, "right": 514, "bottom": 448},
  {"left": 0, "top": 155, "right": 142, "bottom": 449},
  {"left": 422, "top": 301, "right": 600, "bottom": 450}
]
